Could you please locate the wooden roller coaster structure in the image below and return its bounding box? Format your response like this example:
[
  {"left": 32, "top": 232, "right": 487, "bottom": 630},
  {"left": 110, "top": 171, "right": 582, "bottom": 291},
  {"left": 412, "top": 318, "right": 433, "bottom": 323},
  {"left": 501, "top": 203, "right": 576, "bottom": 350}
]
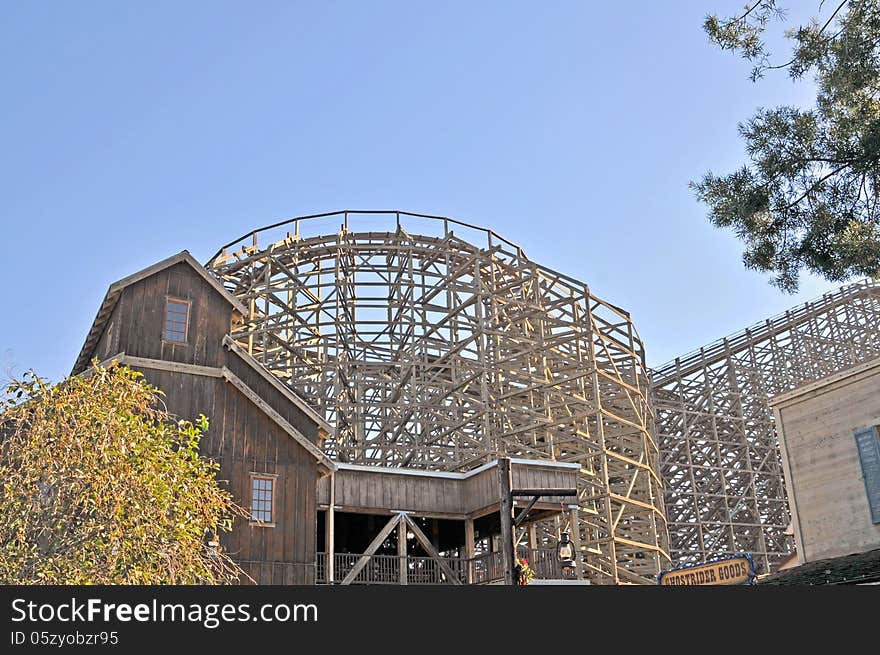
[
  {"left": 651, "top": 278, "right": 880, "bottom": 574},
  {"left": 207, "top": 210, "right": 670, "bottom": 584}
]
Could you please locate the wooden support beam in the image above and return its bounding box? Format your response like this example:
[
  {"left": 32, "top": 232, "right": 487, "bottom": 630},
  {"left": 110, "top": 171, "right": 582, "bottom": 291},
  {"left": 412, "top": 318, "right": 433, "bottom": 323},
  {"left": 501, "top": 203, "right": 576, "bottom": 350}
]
[
  {"left": 340, "top": 513, "right": 403, "bottom": 585},
  {"left": 326, "top": 472, "right": 335, "bottom": 583},
  {"left": 569, "top": 507, "right": 584, "bottom": 578},
  {"left": 497, "top": 458, "right": 515, "bottom": 586},
  {"left": 111, "top": 355, "right": 223, "bottom": 378},
  {"left": 402, "top": 515, "right": 462, "bottom": 585},
  {"left": 511, "top": 488, "right": 578, "bottom": 497},
  {"left": 464, "top": 518, "right": 475, "bottom": 585},
  {"left": 514, "top": 496, "right": 540, "bottom": 527},
  {"left": 398, "top": 516, "right": 408, "bottom": 585}
]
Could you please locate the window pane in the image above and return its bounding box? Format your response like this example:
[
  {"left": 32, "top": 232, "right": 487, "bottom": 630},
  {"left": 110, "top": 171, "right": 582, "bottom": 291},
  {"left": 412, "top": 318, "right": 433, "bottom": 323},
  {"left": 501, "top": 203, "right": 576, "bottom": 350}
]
[
  {"left": 251, "top": 477, "right": 274, "bottom": 523},
  {"left": 164, "top": 299, "right": 189, "bottom": 343}
]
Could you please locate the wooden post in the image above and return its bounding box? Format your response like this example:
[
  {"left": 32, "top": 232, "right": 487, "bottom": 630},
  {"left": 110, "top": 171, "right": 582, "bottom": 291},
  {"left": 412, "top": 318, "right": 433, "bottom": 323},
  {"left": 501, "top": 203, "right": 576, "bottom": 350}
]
[
  {"left": 398, "top": 516, "right": 408, "bottom": 585},
  {"left": 464, "top": 518, "right": 475, "bottom": 584},
  {"left": 326, "top": 472, "right": 335, "bottom": 583},
  {"left": 527, "top": 523, "right": 538, "bottom": 556},
  {"left": 497, "top": 458, "right": 515, "bottom": 586},
  {"left": 569, "top": 507, "right": 584, "bottom": 578}
]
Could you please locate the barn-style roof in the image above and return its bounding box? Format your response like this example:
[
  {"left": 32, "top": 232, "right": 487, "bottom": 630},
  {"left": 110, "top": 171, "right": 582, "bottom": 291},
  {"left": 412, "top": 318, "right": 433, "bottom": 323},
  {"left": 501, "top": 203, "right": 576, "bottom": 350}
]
[{"left": 71, "top": 251, "right": 248, "bottom": 375}]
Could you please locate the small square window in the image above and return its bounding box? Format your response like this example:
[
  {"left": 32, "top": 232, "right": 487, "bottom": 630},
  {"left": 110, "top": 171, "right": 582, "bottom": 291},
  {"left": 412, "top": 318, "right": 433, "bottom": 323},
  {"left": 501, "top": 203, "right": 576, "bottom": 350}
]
[
  {"left": 250, "top": 475, "right": 276, "bottom": 525},
  {"left": 163, "top": 298, "right": 190, "bottom": 343}
]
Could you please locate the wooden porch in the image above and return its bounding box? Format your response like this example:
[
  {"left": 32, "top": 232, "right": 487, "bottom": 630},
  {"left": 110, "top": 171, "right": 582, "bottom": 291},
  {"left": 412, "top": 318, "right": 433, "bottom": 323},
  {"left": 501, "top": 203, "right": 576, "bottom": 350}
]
[{"left": 316, "top": 458, "right": 580, "bottom": 585}]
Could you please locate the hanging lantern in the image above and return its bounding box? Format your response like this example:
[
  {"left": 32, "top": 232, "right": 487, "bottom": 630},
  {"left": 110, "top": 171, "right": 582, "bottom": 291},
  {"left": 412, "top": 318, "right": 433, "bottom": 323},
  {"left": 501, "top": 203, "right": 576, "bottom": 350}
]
[{"left": 557, "top": 532, "right": 575, "bottom": 569}]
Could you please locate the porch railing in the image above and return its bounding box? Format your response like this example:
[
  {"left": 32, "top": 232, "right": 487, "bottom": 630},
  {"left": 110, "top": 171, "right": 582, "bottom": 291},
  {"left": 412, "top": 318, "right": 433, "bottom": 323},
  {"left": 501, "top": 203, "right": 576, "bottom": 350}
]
[
  {"left": 517, "top": 546, "right": 565, "bottom": 580},
  {"left": 316, "top": 552, "right": 468, "bottom": 585},
  {"left": 316, "top": 547, "right": 562, "bottom": 585},
  {"left": 470, "top": 551, "right": 505, "bottom": 584}
]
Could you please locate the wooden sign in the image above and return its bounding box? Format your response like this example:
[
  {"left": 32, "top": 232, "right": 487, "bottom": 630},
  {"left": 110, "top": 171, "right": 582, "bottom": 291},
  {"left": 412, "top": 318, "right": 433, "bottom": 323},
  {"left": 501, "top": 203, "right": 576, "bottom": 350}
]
[{"left": 658, "top": 555, "right": 756, "bottom": 586}]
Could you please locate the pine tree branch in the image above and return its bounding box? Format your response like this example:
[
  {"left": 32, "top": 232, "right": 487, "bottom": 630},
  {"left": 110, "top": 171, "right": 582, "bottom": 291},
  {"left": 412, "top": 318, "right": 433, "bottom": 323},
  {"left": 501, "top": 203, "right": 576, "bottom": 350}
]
[
  {"left": 784, "top": 164, "right": 848, "bottom": 209},
  {"left": 761, "top": 0, "right": 849, "bottom": 73}
]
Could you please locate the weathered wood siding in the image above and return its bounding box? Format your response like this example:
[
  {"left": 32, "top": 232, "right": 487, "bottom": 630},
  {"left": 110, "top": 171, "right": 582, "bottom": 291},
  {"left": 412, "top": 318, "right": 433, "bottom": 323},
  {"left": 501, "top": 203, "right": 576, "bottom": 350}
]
[
  {"left": 93, "top": 301, "right": 122, "bottom": 361},
  {"left": 463, "top": 466, "right": 500, "bottom": 515},
  {"left": 95, "top": 261, "right": 233, "bottom": 368},
  {"left": 224, "top": 349, "right": 319, "bottom": 444},
  {"left": 137, "top": 366, "right": 318, "bottom": 584},
  {"left": 511, "top": 463, "right": 579, "bottom": 505},
  {"left": 466, "top": 462, "right": 578, "bottom": 514},
  {"left": 100, "top": 262, "right": 320, "bottom": 585},
  {"left": 776, "top": 360, "right": 880, "bottom": 562},
  {"left": 320, "top": 469, "right": 464, "bottom": 517},
  {"left": 318, "top": 461, "right": 579, "bottom": 518}
]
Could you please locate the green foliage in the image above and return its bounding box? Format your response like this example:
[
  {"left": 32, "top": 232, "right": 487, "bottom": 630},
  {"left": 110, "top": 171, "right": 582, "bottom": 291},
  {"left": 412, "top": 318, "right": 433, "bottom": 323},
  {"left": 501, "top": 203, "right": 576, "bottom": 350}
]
[
  {"left": 0, "top": 362, "right": 245, "bottom": 584},
  {"left": 693, "top": 1, "right": 880, "bottom": 291}
]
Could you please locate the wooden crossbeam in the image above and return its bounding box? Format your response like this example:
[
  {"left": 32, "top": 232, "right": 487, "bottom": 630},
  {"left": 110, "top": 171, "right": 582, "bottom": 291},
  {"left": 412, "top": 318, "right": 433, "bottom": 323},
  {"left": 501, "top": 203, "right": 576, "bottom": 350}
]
[
  {"left": 339, "top": 513, "right": 404, "bottom": 585},
  {"left": 402, "top": 515, "right": 462, "bottom": 585},
  {"left": 513, "top": 496, "right": 540, "bottom": 526}
]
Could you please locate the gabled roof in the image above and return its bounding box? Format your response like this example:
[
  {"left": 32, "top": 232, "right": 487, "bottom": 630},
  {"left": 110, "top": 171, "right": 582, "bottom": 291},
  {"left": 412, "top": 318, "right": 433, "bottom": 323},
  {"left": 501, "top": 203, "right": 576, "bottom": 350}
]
[
  {"left": 218, "top": 365, "right": 335, "bottom": 474},
  {"left": 72, "top": 251, "right": 249, "bottom": 376},
  {"left": 222, "top": 335, "right": 334, "bottom": 438}
]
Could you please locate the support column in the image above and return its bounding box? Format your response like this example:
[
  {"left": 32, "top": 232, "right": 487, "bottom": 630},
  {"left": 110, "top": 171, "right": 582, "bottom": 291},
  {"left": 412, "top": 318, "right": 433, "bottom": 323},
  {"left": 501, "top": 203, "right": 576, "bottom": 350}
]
[
  {"left": 464, "top": 518, "right": 475, "bottom": 584},
  {"left": 497, "top": 458, "right": 515, "bottom": 586},
  {"left": 326, "top": 472, "right": 335, "bottom": 583},
  {"left": 569, "top": 507, "right": 584, "bottom": 578},
  {"left": 398, "top": 517, "right": 408, "bottom": 585}
]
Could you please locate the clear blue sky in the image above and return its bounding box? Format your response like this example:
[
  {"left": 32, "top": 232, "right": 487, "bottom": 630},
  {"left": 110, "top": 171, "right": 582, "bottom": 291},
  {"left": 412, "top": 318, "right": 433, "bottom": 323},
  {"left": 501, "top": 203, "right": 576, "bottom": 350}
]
[{"left": 1, "top": 1, "right": 843, "bottom": 382}]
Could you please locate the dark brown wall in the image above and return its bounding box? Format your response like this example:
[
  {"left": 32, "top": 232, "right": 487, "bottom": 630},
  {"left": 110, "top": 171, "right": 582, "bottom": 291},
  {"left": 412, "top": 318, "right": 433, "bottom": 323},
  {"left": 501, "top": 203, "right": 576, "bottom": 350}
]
[
  {"left": 94, "top": 261, "right": 319, "bottom": 444},
  {"left": 95, "top": 262, "right": 233, "bottom": 367},
  {"left": 224, "top": 349, "right": 320, "bottom": 444},
  {"left": 99, "top": 262, "right": 319, "bottom": 584},
  {"left": 94, "top": 301, "right": 122, "bottom": 361},
  {"left": 137, "top": 367, "right": 318, "bottom": 585}
]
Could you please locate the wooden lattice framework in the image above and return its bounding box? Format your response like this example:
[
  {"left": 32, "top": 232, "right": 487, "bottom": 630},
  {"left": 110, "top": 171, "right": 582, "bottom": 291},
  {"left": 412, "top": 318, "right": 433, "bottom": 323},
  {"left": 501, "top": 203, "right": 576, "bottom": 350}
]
[
  {"left": 207, "top": 210, "right": 670, "bottom": 584},
  {"left": 651, "top": 279, "right": 880, "bottom": 573}
]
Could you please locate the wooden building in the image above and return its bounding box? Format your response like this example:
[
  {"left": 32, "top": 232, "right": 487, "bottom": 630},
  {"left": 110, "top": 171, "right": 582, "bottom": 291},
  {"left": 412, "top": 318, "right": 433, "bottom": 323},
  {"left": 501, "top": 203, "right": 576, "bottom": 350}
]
[
  {"left": 317, "top": 458, "right": 580, "bottom": 584},
  {"left": 72, "top": 251, "right": 581, "bottom": 585},
  {"left": 72, "top": 251, "right": 334, "bottom": 584},
  {"left": 770, "top": 356, "right": 880, "bottom": 568}
]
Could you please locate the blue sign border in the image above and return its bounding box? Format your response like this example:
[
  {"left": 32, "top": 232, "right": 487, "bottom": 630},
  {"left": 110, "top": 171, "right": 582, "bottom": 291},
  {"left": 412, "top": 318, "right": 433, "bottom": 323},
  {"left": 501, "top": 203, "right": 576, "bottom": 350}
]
[{"left": 657, "top": 553, "right": 757, "bottom": 586}]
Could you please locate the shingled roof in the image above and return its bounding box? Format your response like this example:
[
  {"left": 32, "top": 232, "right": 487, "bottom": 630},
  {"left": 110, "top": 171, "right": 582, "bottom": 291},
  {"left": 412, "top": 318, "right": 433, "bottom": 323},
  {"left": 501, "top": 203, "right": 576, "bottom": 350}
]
[{"left": 760, "top": 548, "right": 880, "bottom": 585}]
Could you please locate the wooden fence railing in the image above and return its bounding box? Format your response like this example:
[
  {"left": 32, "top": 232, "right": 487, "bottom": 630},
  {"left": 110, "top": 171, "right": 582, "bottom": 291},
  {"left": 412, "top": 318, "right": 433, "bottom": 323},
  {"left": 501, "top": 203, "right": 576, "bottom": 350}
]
[
  {"left": 316, "top": 552, "right": 468, "bottom": 585},
  {"left": 517, "top": 546, "right": 565, "bottom": 580},
  {"left": 316, "top": 547, "right": 562, "bottom": 585}
]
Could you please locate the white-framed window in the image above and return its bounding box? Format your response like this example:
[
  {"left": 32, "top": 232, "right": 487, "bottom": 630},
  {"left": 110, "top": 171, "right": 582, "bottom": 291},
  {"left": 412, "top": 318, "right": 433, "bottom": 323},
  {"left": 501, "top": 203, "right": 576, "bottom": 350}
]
[
  {"left": 250, "top": 473, "right": 277, "bottom": 526},
  {"left": 163, "top": 297, "right": 190, "bottom": 344}
]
